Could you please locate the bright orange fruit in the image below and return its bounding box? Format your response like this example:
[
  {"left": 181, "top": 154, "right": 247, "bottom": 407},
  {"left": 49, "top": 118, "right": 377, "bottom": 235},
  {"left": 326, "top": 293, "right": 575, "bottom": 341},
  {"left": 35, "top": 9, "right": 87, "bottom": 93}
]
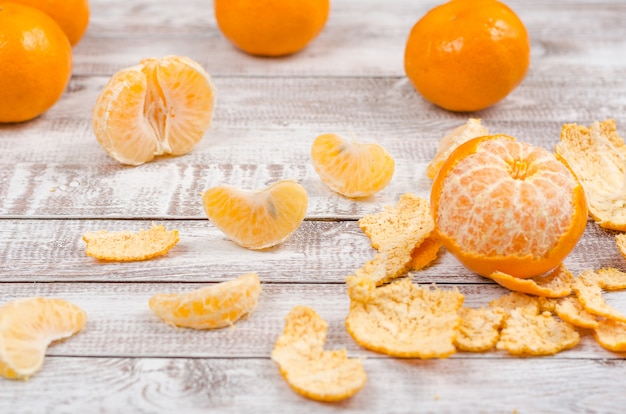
[
  {"left": 8, "top": 0, "right": 90, "bottom": 45},
  {"left": 311, "top": 133, "right": 395, "bottom": 198},
  {"left": 92, "top": 55, "right": 215, "bottom": 165},
  {"left": 149, "top": 273, "right": 262, "bottom": 330},
  {"left": 0, "top": 297, "right": 87, "bottom": 380},
  {"left": 214, "top": 0, "right": 330, "bottom": 56},
  {"left": 0, "top": 3, "right": 72, "bottom": 123},
  {"left": 404, "top": 0, "right": 530, "bottom": 112},
  {"left": 431, "top": 135, "right": 587, "bottom": 279},
  {"left": 202, "top": 180, "right": 308, "bottom": 250}
]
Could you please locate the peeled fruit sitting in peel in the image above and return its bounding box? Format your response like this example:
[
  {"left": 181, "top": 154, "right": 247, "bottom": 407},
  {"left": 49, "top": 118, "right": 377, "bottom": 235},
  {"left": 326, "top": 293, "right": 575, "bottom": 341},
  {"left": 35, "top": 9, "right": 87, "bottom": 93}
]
[
  {"left": 92, "top": 55, "right": 215, "bottom": 166},
  {"left": 430, "top": 135, "right": 587, "bottom": 279}
]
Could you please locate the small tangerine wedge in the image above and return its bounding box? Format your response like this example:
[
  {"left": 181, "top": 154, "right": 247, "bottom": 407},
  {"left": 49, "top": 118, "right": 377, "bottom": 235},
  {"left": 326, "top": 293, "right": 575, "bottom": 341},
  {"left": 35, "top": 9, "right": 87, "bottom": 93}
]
[
  {"left": 92, "top": 55, "right": 215, "bottom": 166},
  {"left": 149, "top": 273, "right": 262, "bottom": 330},
  {"left": 431, "top": 134, "right": 588, "bottom": 279},
  {"left": 203, "top": 180, "right": 308, "bottom": 250},
  {"left": 0, "top": 297, "right": 87, "bottom": 380},
  {"left": 311, "top": 133, "right": 395, "bottom": 198}
]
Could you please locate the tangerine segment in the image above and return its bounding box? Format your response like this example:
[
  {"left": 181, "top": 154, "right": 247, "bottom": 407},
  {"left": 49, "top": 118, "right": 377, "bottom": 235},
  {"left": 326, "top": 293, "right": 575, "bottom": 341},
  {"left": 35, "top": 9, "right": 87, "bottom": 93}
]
[
  {"left": 271, "top": 306, "right": 367, "bottom": 402},
  {"left": 92, "top": 55, "right": 215, "bottom": 166},
  {"left": 0, "top": 297, "right": 87, "bottom": 380},
  {"left": 426, "top": 118, "right": 489, "bottom": 179},
  {"left": 346, "top": 277, "right": 464, "bottom": 358},
  {"left": 488, "top": 265, "right": 573, "bottom": 298},
  {"left": 311, "top": 133, "right": 395, "bottom": 198},
  {"left": 555, "top": 119, "right": 626, "bottom": 230},
  {"left": 149, "top": 273, "right": 261, "bottom": 330},
  {"left": 431, "top": 134, "right": 588, "bottom": 279},
  {"left": 83, "top": 223, "right": 179, "bottom": 261},
  {"left": 202, "top": 180, "right": 308, "bottom": 250}
]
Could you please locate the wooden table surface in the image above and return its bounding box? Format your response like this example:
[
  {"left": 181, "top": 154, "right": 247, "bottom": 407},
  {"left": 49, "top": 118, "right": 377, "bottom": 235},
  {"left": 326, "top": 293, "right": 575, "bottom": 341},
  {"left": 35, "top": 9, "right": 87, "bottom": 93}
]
[{"left": 2, "top": 0, "right": 626, "bottom": 412}]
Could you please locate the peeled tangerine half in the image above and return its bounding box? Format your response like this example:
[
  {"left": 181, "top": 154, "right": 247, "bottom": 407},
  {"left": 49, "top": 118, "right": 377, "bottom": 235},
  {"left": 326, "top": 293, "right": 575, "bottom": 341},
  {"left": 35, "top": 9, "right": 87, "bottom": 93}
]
[
  {"left": 311, "top": 133, "right": 395, "bottom": 198},
  {"left": 431, "top": 134, "right": 588, "bottom": 279},
  {"left": 92, "top": 55, "right": 215, "bottom": 166},
  {"left": 202, "top": 180, "right": 308, "bottom": 250},
  {"left": 149, "top": 273, "right": 261, "bottom": 329},
  {"left": 0, "top": 297, "right": 87, "bottom": 380}
]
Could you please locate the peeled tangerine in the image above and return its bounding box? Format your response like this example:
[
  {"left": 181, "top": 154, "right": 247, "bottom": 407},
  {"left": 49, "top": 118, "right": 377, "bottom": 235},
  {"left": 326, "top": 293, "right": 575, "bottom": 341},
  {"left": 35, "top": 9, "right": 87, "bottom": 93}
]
[
  {"left": 0, "top": 297, "right": 87, "bottom": 380},
  {"left": 311, "top": 133, "right": 395, "bottom": 198},
  {"left": 92, "top": 55, "right": 215, "bottom": 166},
  {"left": 149, "top": 273, "right": 261, "bottom": 329},
  {"left": 431, "top": 134, "right": 588, "bottom": 279},
  {"left": 203, "top": 180, "right": 308, "bottom": 250}
]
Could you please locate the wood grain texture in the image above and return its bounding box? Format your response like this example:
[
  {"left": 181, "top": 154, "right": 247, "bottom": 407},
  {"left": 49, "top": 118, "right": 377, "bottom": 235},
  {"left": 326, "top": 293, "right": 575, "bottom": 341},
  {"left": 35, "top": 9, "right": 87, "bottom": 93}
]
[{"left": 1, "top": 357, "right": 625, "bottom": 413}]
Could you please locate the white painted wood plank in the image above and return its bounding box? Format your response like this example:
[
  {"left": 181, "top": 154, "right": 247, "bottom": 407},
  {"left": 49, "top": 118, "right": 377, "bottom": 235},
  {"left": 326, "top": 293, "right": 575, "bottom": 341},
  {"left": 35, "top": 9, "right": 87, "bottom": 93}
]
[
  {"left": 0, "top": 219, "right": 621, "bottom": 283},
  {"left": 0, "top": 281, "right": 624, "bottom": 359},
  {"left": 1, "top": 356, "right": 625, "bottom": 413}
]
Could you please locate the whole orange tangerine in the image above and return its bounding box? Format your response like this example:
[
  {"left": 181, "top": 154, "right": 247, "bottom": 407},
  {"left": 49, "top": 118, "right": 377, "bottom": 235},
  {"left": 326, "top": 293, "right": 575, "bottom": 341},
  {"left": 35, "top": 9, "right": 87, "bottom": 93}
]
[
  {"left": 404, "top": 0, "right": 530, "bottom": 112},
  {"left": 214, "top": 0, "right": 330, "bottom": 57},
  {"left": 0, "top": 3, "right": 72, "bottom": 123},
  {"left": 430, "top": 135, "right": 587, "bottom": 279}
]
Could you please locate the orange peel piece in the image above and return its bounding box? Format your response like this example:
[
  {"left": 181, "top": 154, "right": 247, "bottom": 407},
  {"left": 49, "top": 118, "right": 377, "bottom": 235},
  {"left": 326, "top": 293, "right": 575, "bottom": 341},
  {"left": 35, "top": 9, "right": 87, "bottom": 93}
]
[
  {"left": 555, "top": 119, "right": 626, "bottom": 230},
  {"left": 489, "top": 292, "right": 541, "bottom": 315},
  {"left": 571, "top": 270, "right": 626, "bottom": 323},
  {"left": 554, "top": 296, "right": 599, "bottom": 329},
  {"left": 345, "top": 277, "right": 464, "bottom": 358},
  {"left": 496, "top": 308, "right": 580, "bottom": 356},
  {"left": 594, "top": 319, "right": 626, "bottom": 352},
  {"left": 410, "top": 235, "right": 443, "bottom": 271},
  {"left": 350, "top": 193, "right": 434, "bottom": 287},
  {"left": 488, "top": 265, "right": 573, "bottom": 298},
  {"left": 426, "top": 118, "right": 489, "bottom": 179},
  {"left": 0, "top": 297, "right": 87, "bottom": 380},
  {"left": 83, "top": 223, "right": 179, "bottom": 261},
  {"left": 271, "top": 306, "right": 367, "bottom": 402},
  {"left": 149, "top": 273, "right": 261, "bottom": 329},
  {"left": 596, "top": 267, "right": 626, "bottom": 290},
  {"left": 454, "top": 307, "right": 506, "bottom": 352}
]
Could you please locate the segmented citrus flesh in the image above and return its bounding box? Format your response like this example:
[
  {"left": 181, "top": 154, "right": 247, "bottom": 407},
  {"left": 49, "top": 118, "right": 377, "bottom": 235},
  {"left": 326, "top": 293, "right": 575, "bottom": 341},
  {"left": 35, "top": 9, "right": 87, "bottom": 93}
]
[
  {"left": 555, "top": 119, "right": 626, "bottom": 230},
  {"left": 311, "top": 133, "right": 395, "bottom": 198},
  {"left": 83, "top": 223, "right": 179, "bottom": 261},
  {"left": 426, "top": 118, "right": 489, "bottom": 179},
  {"left": 149, "top": 273, "right": 261, "bottom": 329},
  {"left": 431, "top": 134, "right": 588, "bottom": 279},
  {"left": 0, "top": 297, "right": 87, "bottom": 380},
  {"left": 92, "top": 55, "right": 215, "bottom": 165},
  {"left": 202, "top": 180, "right": 308, "bottom": 250},
  {"left": 271, "top": 306, "right": 367, "bottom": 402}
]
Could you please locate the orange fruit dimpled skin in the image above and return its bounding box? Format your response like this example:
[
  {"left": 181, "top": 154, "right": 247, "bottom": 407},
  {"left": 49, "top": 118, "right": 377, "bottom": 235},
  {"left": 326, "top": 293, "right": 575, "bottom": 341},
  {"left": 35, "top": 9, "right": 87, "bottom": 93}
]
[
  {"left": 404, "top": 0, "right": 530, "bottom": 112},
  {"left": 92, "top": 55, "right": 215, "bottom": 166},
  {"left": 311, "top": 133, "right": 395, "bottom": 198},
  {"left": 214, "top": 0, "right": 330, "bottom": 57},
  {"left": 203, "top": 180, "right": 308, "bottom": 250},
  {"left": 431, "top": 135, "right": 587, "bottom": 279},
  {"left": 0, "top": 3, "right": 72, "bottom": 123},
  {"left": 8, "top": 0, "right": 90, "bottom": 45}
]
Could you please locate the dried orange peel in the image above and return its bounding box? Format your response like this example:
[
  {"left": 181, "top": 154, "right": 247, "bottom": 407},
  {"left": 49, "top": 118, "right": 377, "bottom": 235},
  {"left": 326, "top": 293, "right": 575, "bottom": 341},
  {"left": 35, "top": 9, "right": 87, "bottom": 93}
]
[
  {"left": 345, "top": 277, "right": 464, "bottom": 358},
  {"left": 149, "top": 273, "right": 261, "bottom": 330},
  {"left": 426, "top": 118, "right": 489, "bottom": 179},
  {"left": 488, "top": 265, "right": 573, "bottom": 298},
  {"left": 311, "top": 133, "right": 395, "bottom": 198},
  {"left": 455, "top": 307, "right": 506, "bottom": 352},
  {"left": 554, "top": 296, "right": 599, "bottom": 329},
  {"left": 594, "top": 319, "right": 626, "bottom": 352},
  {"left": 83, "top": 223, "right": 179, "bottom": 261},
  {"left": 203, "top": 180, "right": 308, "bottom": 250},
  {"left": 572, "top": 270, "right": 626, "bottom": 323},
  {"left": 271, "top": 306, "right": 366, "bottom": 402},
  {"left": 0, "top": 297, "right": 87, "bottom": 380}
]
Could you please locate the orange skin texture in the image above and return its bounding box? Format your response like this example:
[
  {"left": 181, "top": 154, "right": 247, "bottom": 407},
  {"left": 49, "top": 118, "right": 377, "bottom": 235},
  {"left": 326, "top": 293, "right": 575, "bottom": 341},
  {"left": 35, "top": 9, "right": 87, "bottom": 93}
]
[
  {"left": 430, "top": 135, "right": 588, "bottom": 279},
  {"left": 404, "top": 0, "right": 530, "bottom": 112},
  {"left": 0, "top": 3, "right": 72, "bottom": 123},
  {"left": 7, "top": 0, "right": 90, "bottom": 45},
  {"left": 214, "top": 0, "right": 330, "bottom": 57}
]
